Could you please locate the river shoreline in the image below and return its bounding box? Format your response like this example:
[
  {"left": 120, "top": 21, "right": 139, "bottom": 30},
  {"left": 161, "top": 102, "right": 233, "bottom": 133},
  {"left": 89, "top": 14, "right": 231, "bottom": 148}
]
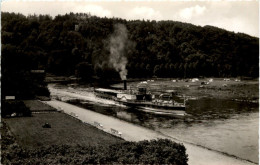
[
  {"left": 44, "top": 100, "right": 257, "bottom": 165},
  {"left": 47, "top": 78, "right": 258, "bottom": 164}
]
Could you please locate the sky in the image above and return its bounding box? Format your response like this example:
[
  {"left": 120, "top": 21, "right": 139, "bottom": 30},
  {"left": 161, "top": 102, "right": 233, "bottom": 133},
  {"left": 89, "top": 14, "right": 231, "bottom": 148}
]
[{"left": 1, "top": 0, "right": 259, "bottom": 37}]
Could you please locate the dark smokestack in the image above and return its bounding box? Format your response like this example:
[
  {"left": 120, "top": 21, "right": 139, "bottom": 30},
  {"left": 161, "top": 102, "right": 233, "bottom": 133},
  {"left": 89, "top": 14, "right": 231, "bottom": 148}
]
[{"left": 124, "top": 80, "right": 127, "bottom": 90}]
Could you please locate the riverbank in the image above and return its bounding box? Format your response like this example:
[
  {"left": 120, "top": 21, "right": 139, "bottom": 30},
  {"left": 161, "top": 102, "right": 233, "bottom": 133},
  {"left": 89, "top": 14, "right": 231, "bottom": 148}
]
[
  {"left": 2, "top": 100, "right": 188, "bottom": 164},
  {"left": 1, "top": 119, "right": 187, "bottom": 164},
  {"left": 112, "top": 78, "right": 259, "bottom": 101},
  {"left": 45, "top": 100, "right": 256, "bottom": 165},
  {"left": 48, "top": 79, "right": 259, "bottom": 163}
]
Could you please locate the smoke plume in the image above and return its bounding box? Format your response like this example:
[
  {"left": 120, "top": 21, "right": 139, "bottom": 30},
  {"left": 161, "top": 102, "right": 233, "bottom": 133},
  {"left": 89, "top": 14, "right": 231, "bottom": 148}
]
[{"left": 108, "top": 24, "right": 130, "bottom": 80}]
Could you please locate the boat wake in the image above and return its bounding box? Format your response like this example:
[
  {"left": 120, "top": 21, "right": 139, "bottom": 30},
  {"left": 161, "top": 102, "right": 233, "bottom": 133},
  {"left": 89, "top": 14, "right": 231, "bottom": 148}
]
[{"left": 48, "top": 86, "right": 126, "bottom": 107}]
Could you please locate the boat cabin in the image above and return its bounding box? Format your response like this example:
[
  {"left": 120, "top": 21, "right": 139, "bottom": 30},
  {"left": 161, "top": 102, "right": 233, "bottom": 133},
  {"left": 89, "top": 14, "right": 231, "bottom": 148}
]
[{"left": 94, "top": 88, "right": 122, "bottom": 100}]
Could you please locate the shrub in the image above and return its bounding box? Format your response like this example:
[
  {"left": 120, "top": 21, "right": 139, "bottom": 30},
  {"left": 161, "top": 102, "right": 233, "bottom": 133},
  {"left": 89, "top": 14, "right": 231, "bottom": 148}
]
[
  {"left": 35, "top": 85, "right": 50, "bottom": 97},
  {"left": 2, "top": 138, "right": 188, "bottom": 164},
  {"left": 1, "top": 101, "right": 31, "bottom": 117}
]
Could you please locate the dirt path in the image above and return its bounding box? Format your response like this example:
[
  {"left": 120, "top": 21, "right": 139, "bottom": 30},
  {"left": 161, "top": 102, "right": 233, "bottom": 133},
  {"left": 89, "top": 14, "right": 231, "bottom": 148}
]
[{"left": 44, "top": 100, "right": 256, "bottom": 165}]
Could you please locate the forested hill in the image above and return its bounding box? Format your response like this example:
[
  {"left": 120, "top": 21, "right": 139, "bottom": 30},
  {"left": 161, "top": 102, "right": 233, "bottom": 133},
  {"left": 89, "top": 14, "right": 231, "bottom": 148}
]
[{"left": 1, "top": 12, "right": 259, "bottom": 80}]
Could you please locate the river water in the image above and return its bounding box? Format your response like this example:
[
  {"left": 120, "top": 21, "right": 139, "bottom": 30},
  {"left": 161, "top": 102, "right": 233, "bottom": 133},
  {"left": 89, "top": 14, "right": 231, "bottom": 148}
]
[{"left": 48, "top": 82, "right": 259, "bottom": 163}]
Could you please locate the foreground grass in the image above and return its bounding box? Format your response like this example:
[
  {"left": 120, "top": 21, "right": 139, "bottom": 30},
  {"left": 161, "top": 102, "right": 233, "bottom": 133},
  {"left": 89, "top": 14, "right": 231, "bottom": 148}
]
[
  {"left": 2, "top": 116, "right": 188, "bottom": 165},
  {"left": 23, "top": 100, "right": 56, "bottom": 112},
  {"left": 4, "top": 113, "right": 123, "bottom": 149}
]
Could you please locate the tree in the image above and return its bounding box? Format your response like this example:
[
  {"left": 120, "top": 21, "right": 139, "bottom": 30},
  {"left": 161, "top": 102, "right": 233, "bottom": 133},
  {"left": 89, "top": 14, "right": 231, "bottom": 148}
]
[
  {"left": 75, "top": 62, "right": 94, "bottom": 81},
  {"left": 153, "top": 65, "right": 161, "bottom": 77},
  {"left": 1, "top": 12, "right": 259, "bottom": 80}
]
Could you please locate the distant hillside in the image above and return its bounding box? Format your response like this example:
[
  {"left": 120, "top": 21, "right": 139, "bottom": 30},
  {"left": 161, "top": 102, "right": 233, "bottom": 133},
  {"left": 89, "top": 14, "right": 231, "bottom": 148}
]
[{"left": 1, "top": 12, "right": 259, "bottom": 82}]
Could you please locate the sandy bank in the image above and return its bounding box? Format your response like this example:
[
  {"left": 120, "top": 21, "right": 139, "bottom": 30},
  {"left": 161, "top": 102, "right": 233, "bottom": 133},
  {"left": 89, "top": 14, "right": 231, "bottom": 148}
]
[{"left": 44, "top": 100, "right": 256, "bottom": 165}]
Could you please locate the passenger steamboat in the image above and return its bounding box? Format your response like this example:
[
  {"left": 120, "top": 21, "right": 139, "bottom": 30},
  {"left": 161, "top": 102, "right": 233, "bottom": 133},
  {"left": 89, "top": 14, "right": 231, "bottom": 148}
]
[{"left": 94, "top": 80, "right": 186, "bottom": 116}]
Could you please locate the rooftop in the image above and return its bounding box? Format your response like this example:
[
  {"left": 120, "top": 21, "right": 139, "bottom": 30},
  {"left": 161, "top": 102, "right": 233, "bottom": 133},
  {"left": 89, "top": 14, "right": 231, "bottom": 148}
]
[{"left": 95, "top": 88, "right": 123, "bottom": 94}]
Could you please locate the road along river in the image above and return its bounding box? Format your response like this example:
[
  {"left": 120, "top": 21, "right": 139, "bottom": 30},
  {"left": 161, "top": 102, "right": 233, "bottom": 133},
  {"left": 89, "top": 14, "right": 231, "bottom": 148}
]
[
  {"left": 48, "top": 83, "right": 258, "bottom": 163},
  {"left": 44, "top": 100, "right": 256, "bottom": 165}
]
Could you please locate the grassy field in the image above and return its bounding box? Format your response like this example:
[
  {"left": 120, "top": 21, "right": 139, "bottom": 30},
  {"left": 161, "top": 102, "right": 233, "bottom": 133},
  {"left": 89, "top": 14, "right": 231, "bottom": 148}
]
[
  {"left": 23, "top": 100, "right": 56, "bottom": 112},
  {"left": 4, "top": 112, "right": 123, "bottom": 149},
  {"left": 113, "top": 78, "right": 259, "bottom": 101},
  {"left": 2, "top": 103, "right": 188, "bottom": 165},
  {"left": 179, "top": 78, "right": 259, "bottom": 100}
]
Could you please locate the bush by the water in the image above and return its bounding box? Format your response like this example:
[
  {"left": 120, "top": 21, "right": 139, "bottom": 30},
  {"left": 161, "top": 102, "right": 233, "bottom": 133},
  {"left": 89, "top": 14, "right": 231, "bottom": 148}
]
[
  {"left": 1, "top": 122, "right": 188, "bottom": 165},
  {"left": 1, "top": 101, "right": 31, "bottom": 117}
]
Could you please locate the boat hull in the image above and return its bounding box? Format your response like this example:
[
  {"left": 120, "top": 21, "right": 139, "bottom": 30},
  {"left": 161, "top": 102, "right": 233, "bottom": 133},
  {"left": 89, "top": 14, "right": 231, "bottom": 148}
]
[
  {"left": 117, "top": 99, "right": 186, "bottom": 116},
  {"left": 117, "top": 99, "right": 184, "bottom": 109},
  {"left": 139, "top": 107, "right": 186, "bottom": 117}
]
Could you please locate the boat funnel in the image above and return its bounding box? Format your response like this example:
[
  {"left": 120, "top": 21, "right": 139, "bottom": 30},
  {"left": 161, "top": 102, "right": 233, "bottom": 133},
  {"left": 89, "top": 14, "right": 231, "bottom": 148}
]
[{"left": 124, "top": 80, "right": 127, "bottom": 90}]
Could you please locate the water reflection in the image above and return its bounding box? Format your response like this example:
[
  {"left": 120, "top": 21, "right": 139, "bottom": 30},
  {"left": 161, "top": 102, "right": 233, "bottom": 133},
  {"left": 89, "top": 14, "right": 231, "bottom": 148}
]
[
  {"left": 71, "top": 100, "right": 157, "bottom": 128},
  {"left": 186, "top": 98, "right": 258, "bottom": 120},
  {"left": 66, "top": 96, "right": 258, "bottom": 130}
]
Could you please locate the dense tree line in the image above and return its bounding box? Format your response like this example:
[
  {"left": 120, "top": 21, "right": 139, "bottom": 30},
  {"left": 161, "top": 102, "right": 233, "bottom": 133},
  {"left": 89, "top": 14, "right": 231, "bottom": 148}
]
[{"left": 1, "top": 12, "right": 259, "bottom": 84}]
